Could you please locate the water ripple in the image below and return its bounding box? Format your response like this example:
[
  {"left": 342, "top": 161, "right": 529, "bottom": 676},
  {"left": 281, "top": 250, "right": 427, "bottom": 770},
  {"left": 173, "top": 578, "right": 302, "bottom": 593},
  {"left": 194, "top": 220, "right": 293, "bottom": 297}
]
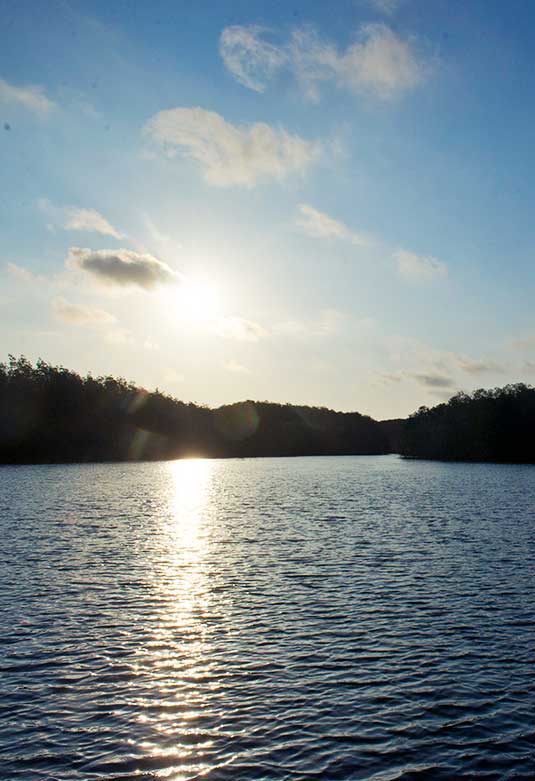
[{"left": 0, "top": 456, "right": 534, "bottom": 779}]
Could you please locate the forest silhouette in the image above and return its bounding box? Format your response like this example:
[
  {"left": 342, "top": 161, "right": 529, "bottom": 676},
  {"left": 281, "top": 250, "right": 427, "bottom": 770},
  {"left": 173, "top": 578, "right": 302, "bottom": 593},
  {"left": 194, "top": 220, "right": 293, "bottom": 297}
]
[
  {"left": 0, "top": 356, "right": 394, "bottom": 463},
  {"left": 401, "top": 384, "right": 535, "bottom": 462},
  {"left": 2, "top": 356, "right": 535, "bottom": 464}
]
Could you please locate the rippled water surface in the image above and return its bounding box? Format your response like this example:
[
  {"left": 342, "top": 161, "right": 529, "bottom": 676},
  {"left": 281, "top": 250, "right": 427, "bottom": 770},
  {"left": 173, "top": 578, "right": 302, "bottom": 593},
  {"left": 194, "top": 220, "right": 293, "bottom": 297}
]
[{"left": 1, "top": 456, "right": 534, "bottom": 780}]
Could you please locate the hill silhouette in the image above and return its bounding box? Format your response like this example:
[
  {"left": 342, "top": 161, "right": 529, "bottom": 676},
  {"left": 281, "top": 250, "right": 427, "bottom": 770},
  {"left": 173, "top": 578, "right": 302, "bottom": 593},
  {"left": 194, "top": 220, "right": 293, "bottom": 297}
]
[
  {"left": 0, "top": 356, "right": 394, "bottom": 464},
  {"left": 401, "top": 384, "right": 535, "bottom": 462}
]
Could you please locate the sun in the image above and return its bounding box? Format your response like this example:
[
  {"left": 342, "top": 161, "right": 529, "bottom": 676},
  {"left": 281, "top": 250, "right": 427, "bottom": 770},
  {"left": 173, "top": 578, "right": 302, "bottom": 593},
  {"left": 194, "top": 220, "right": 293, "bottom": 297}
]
[
  {"left": 158, "top": 272, "right": 224, "bottom": 329},
  {"left": 180, "top": 279, "right": 222, "bottom": 324}
]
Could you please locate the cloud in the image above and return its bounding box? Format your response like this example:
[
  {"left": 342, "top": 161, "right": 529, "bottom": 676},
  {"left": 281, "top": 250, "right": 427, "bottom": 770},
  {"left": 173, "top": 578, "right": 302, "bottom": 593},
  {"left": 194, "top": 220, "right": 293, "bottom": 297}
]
[
  {"left": 51, "top": 296, "right": 116, "bottom": 325},
  {"left": 6, "top": 262, "right": 46, "bottom": 285},
  {"left": 144, "top": 107, "right": 321, "bottom": 187},
  {"left": 220, "top": 25, "right": 288, "bottom": 92},
  {"left": 509, "top": 334, "right": 535, "bottom": 351},
  {"left": 64, "top": 207, "right": 123, "bottom": 238},
  {"left": 370, "top": 0, "right": 401, "bottom": 14},
  {"left": 412, "top": 372, "right": 455, "bottom": 389},
  {"left": 224, "top": 360, "right": 251, "bottom": 374},
  {"left": 38, "top": 199, "right": 123, "bottom": 239},
  {"left": 163, "top": 368, "right": 185, "bottom": 385},
  {"left": 455, "top": 356, "right": 504, "bottom": 374},
  {"left": 67, "top": 247, "right": 181, "bottom": 290},
  {"left": 377, "top": 369, "right": 455, "bottom": 389},
  {"left": 215, "top": 316, "right": 267, "bottom": 341},
  {"left": 273, "top": 309, "right": 356, "bottom": 340},
  {"left": 220, "top": 23, "right": 428, "bottom": 101},
  {"left": 0, "top": 77, "right": 54, "bottom": 115},
  {"left": 297, "top": 203, "right": 367, "bottom": 245},
  {"left": 394, "top": 249, "right": 448, "bottom": 280}
]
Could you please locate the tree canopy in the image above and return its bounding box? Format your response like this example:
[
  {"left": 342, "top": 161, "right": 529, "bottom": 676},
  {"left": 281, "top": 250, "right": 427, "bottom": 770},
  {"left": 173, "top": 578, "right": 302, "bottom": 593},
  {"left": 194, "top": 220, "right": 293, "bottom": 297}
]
[
  {"left": 401, "top": 384, "right": 535, "bottom": 462},
  {"left": 0, "top": 356, "right": 392, "bottom": 464}
]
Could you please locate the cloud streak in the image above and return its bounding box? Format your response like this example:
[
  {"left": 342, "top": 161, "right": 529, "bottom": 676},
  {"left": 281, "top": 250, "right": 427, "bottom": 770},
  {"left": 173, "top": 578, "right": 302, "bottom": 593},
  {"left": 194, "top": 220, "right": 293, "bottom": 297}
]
[
  {"left": 67, "top": 247, "right": 181, "bottom": 290},
  {"left": 224, "top": 360, "right": 251, "bottom": 374},
  {"left": 370, "top": 0, "right": 401, "bottom": 15},
  {"left": 0, "top": 77, "right": 54, "bottom": 115},
  {"left": 220, "top": 23, "right": 429, "bottom": 101},
  {"left": 394, "top": 249, "right": 448, "bottom": 280},
  {"left": 215, "top": 316, "right": 267, "bottom": 341},
  {"left": 144, "top": 106, "right": 321, "bottom": 187},
  {"left": 297, "top": 203, "right": 367, "bottom": 245},
  {"left": 51, "top": 296, "right": 116, "bottom": 325},
  {"left": 38, "top": 199, "right": 123, "bottom": 239},
  {"left": 220, "top": 26, "right": 288, "bottom": 92}
]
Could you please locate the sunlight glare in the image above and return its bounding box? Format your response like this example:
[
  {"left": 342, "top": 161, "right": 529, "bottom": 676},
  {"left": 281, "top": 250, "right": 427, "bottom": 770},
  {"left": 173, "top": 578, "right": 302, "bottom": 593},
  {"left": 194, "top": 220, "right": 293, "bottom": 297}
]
[{"left": 181, "top": 280, "right": 222, "bottom": 325}]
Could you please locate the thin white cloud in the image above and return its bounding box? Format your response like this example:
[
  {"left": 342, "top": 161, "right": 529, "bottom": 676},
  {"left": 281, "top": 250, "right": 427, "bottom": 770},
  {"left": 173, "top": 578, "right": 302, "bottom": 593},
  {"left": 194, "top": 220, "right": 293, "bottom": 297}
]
[
  {"left": 0, "top": 77, "right": 54, "bottom": 115},
  {"left": 67, "top": 247, "right": 181, "bottom": 290},
  {"left": 220, "top": 23, "right": 428, "bottom": 101},
  {"left": 105, "top": 328, "right": 134, "bottom": 346},
  {"left": 394, "top": 249, "right": 448, "bottom": 280},
  {"left": 274, "top": 309, "right": 354, "bottom": 339},
  {"left": 455, "top": 356, "right": 504, "bottom": 375},
  {"left": 38, "top": 199, "right": 123, "bottom": 239},
  {"left": 224, "top": 360, "right": 251, "bottom": 374},
  {"left": 163, "top": 368, "right": 185, "bottom": 385},
  {"left": 64, "top": 207, "right": 123, "bottom": 239},
  {"left": 335, "top": 24, "right": 425, "bottom": 98},
  {"left": 215, "top": 316, "right": 267, "bottom": 342},
  {"left": 51, "top": 296, "right": 116, "bottom": 325},
  {"left": 297, "top": 203, "right": 367, "bottom": 245},
  {"left": 144, "top": 106, "right": 321, "bottom": 187},
  {"left": 6, "top": 262, "right": 46, "bottom": 285},
  {"left": 220, "top": 25, "right": 288, "bottom": 92},
  {"left": 370, "top": 0, "right": 401, "bottom": 15}
]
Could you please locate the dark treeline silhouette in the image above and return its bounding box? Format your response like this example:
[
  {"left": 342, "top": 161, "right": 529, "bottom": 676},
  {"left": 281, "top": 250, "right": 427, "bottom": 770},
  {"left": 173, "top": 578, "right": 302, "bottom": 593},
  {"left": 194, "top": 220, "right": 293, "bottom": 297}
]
[
  {"left": 0, "top": 356, "right": 393, "bottom": 464},
  {"left": 401, "top": 384, "right": 535, "bottom": 462}
]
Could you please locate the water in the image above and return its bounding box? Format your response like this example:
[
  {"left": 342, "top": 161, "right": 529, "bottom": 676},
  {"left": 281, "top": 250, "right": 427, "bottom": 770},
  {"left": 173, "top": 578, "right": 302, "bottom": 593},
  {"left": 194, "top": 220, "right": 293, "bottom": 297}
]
[{"left": 1, "top": 456, "right": 534, "bottom": 780}]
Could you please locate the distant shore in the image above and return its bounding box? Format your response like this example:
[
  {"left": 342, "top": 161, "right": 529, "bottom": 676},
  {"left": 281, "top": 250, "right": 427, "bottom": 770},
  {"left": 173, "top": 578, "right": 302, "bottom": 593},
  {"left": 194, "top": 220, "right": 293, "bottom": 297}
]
[{"left": 2, "top": 356, "right": 534, "bottom": 464}]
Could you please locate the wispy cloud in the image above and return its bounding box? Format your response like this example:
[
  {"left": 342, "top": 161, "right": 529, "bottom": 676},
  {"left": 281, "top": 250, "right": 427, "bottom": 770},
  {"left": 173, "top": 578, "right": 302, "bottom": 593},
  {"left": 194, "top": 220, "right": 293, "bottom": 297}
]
[
  {"left": 274, "top": 309, "right": 355, "bottom": 339},
  {"left": 67, "top": 247, "right": 182, "bottom": 290},
  {"left": 455, "top": 356, "right": 504, "bottom": 375},
  {"left": 163, "top": 368, "right": 185, "bottom": 385},
  {"left": 0, "top": 77, "right": 54, "bottom": 115},
  {"left": 224, "top": 360, "right": 251, "bottom": 374},
  {"left": 64, "top": 207, "right": 123, "bottom": 238},
  {"left": 297, "top": 203, "right": 367, "bottom": 245},
  {"left": 51, "top": 296, "right": 116, "bottom": 325},
  {"left": 220, "top": 26, "right": 288, "bottom": 92},
  {"left": 370, "top": 0, "right": 401, "bottom": 15},
  {"left": 6, "top": 262, "right": 47, "bottom": 285},
  {"left": 144, "top": 106, "right": 321, "bottom": 187},
  {"left": 377, "top": 343, "right": 506, "bottom": 397},
  {"left": 38, "top": 199, "right": 123, "bottom": 239},
  {"left": 394, "top": 249, "right": 448, "bottom": 280},
  {"left": 412, "top": 372, "right": 455, "bottom": 389},
  {"left": 220, "top": 23, "right": 429, "bottom": 101},
  {"left": 215, "top": 316, "right": 267, "bottom": 342}
]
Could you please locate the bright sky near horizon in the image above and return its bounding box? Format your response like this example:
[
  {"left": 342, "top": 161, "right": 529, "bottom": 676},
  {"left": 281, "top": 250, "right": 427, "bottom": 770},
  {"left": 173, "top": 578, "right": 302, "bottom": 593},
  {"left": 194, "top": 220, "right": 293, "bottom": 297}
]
[{"left": 3, "top": 0, "right": 535, "bottom": 419}]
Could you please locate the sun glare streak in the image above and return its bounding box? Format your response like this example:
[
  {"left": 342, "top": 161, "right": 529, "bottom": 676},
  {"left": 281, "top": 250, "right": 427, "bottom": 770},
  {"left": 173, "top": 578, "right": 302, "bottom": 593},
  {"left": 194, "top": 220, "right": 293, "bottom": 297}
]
[
  {"left": 132, "top": 459, "right": 219, "bottom": 778},
  {"left": 169, "top": 457, "right": 213, "bottom": 552}
]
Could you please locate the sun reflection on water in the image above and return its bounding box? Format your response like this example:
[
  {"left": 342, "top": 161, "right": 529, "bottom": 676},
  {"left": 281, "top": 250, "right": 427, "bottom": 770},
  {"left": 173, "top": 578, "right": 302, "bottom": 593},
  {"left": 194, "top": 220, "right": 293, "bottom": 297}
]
[
  {"left": 169, "top": 458, "right": 213, "bottom": 554},
  {"left": 132, "top": 458, "right": 224, "bottom": 780}
]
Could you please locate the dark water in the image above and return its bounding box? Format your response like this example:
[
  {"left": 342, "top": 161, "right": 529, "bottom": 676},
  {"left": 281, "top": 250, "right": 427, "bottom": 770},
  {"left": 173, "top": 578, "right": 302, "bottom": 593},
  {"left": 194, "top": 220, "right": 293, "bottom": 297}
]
[{"left": 1, "top": 456, "right": 534, "bottom": 780}]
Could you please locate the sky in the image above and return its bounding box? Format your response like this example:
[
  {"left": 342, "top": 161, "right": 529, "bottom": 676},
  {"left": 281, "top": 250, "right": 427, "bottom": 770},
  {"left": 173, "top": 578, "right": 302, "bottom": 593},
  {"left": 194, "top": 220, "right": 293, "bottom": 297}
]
[{"left": 3, "top": 0, "right": 535, "bottom": 419}]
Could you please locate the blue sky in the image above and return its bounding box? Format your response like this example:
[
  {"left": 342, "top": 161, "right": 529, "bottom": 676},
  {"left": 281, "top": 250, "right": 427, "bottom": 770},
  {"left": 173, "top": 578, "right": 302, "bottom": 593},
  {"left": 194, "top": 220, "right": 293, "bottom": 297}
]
[{"left": 2, "top": 0, "right": 535, "bottom": 418}]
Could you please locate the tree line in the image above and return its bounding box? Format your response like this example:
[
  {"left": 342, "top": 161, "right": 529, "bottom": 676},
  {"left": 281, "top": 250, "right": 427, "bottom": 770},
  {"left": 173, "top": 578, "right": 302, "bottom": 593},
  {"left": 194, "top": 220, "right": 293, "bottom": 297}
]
[
  {"left": 0, "top": 356, "right": 394, "bottom": 464},
  {"left": 400, "top": 384, "right": 535, "bottom": 462},
  {"left": 5, "top": 356, "right": 533, "bottom": 464}
]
